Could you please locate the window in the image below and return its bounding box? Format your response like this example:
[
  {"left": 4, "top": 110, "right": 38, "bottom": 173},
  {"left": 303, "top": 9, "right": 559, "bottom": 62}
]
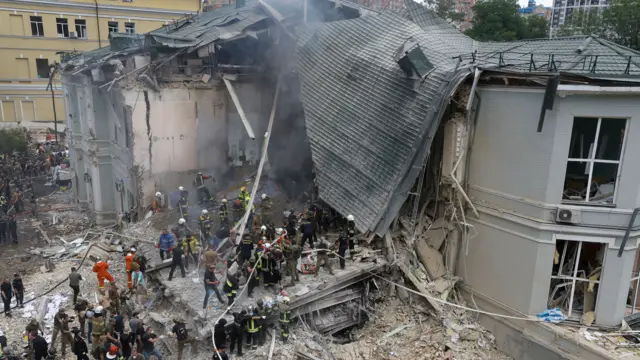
[
  {"left": 75, "top": 19, "right": 87, "bottom": 38},
  {"left": 549, "top": 239, "right": 605, "bottom": 319},
  {"left": 124, "top": 22, "right": 136, "bottom": 34},
  {"left": 30, "top": 16, "right": 44, "bottom": 37},
  {"left": 36, "top": 59, "right": 49, "bottom": 78},
  {"left": 108, "top": 21, "right": 119, "bottom": 34},
  {"left": 56, "top": 18, "right": 69, "bottom": 38},
  {"left": 562, "top": 117, "right": 626, "bottom": 205}
]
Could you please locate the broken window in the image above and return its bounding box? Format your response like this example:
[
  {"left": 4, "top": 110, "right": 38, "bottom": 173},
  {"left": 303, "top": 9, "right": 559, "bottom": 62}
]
[
  {"left": 549, "top": 239, "right": 605, "bottom": 319},
  {"left": 562, "top": 117, "right": 626, "bottom": 205},
  {"left": 124, "top": 22, "right": 136, "bottom": 35},
  {"left": 75, "top": 19, "right": 87, "bottom": 39},
  {"left": 56, "top": 18, "right": 69, "bottom": 38},
  {"left": 627, "top": 249, "right": 640, "bottom": 315}
]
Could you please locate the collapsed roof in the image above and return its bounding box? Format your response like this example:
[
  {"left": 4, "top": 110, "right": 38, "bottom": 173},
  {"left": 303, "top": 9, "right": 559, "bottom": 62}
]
[{"left": 61, "top": 0, "right": 640, "bottom": 234}]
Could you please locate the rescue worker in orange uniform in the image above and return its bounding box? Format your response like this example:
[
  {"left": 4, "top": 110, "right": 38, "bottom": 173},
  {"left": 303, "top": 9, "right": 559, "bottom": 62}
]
[
  {"left": 125, "top": 248, "right": 137, "bottom": 289},
  {"left": 92, "top": 258, "right": 115, "bottom": 290}
]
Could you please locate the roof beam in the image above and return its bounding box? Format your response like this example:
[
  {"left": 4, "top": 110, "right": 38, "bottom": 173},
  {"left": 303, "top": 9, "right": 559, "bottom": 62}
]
[
  {"left": 557, "top": 84, "right": 640, "bottom": 95},
  {"left": 223, "top": 77, "right": 256, "bottom": 139}
]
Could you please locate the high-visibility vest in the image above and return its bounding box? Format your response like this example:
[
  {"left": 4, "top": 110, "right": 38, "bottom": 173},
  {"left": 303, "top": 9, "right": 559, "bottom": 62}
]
[
  {"left": 280, "top": 309, "right": 290, "bottom": 323},
  {"left": 246, "top": 318, "right": 259, "bottom": 333},
  {"left": 225, "top": 279, "right": 237, "bottom": 295}
]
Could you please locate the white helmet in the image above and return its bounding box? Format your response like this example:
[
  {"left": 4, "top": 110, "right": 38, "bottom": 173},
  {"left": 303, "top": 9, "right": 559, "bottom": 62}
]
[
  {"left": 202, "top": 209, "right": 208, "bottom": 214},
  {"left": 94, "top": 306, "right": 104, "bottom": 315},
  {"left": 261, "top": 225, "right": 266, "bottom": 231},
  {"left": 276, "top": 228, "right": 283, "bottom": 235},
  {"left": 155, "top": 191, "right": 161, "bottom": 197},
  {"left": 130, "top": 247, "right": 137, "bottom": 252},
  {"left": 283, "top": 296, "right": 290, "bottom": 303},
  {"left": 347, "top": 214, "right": 354, "bottom": 222},
  {"left": 222, "top": 198, "right": 227, "bottom": 203},
  {"left": 265, "top": 242, "right": 271, "bottom": 249},
  {"left": 178, "top": 186, "right": 184, "bottom": 191},
  {"left": 178, "top": 218, "right": 186, "bottom": 225},
  {"left": 261, "top": 194, "right": 267, "bottom": 200}
]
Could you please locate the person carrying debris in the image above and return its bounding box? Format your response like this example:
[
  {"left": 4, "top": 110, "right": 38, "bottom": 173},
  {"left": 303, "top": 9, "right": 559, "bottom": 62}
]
[
  {"left": 93, "top": 258, "right": 115, "bottom": 291},
  {"left": 181, "top": 233, "right": 200, "bottom": 270},
  {"left": 168, "top": 243, "right": 186, "bottom": 281},
  {"left": 223, "top": 272, "right": 239, "bottom": 306},
  {"left": 0, "top": 279, "right": 11, "bottom": 317},
  {"left": 279, "top": 296, "right": 292, "bottom": 342},
  {"left": 157, "top": 229, "right": 174, "bottom": 261},
  {"left": 171, "top": 318, "right": 196, "bottom": 360},
  {"left": 314, "top": 237, "right": 335, "bottom": 277},
  {"left": 203, "top": 264, "right": 225, "bottom": 309},
  {"left": 195, "top": 172, "right": 215, "bottom": 203},
  {"left": 12, "top": 273, "right": 24, "bottom": 308}
]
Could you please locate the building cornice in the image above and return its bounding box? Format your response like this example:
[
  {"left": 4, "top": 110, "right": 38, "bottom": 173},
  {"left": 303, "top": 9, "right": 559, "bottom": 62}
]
[
  {"left": 0, "top": 0, "right": 196, "bottom": 17},
  {"left": 0, "top": 5, "right": 184, "bottom": 22}
]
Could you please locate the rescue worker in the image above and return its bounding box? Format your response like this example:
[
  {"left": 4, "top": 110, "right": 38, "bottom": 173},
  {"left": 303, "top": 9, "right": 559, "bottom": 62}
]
[
  {"left": 158, "top": 229, "right": 174, "bottom": 261},
  {"left": 218, "top": 199, "right": 228, "bottom": 225},
  {"left": 346, "top": 214, "right": 357, "bottom": 260},
  {"left": 176, "top": 218, "right": 191, "bottom": 239},
  {"left": 260, "top": 251, "right": 275, "bottom": 289},
  {"left": 177, "top": 186, "right": 189, "bottom": 218},
  {"left": 223, "top": 272, "right": 239, "bottom": 306},
  {"left": 200, "top": 209, "right": 212, "bottom": 239},
  {"left": 337, "top": 232, "right": 348, "bottom": 269},
  {"left": 168, "top": 243, "right": 186, "bottom": 281},
  {"left": 90, "top": 306, "right": 107, "bottom": 352},
  {"left": 181, "top": 233, "right": 199, "bottom": 270},
  {"left": 229, "top": 310, "right": 245, "bottom": 356},
  {"left": 74, "top": 298, "right": 89, "bottom": 337},
  {"left": 256, "top": 299, "right": 271, "bottom": 345},
  {"left": 213, "top": 318, "right": 227, "bottom": 350},
  {"left": 238, "top": 186, "right": 250, "bottom": 209},
  {"left": 258, "top": 225, "right": 268, "bottom": 241},
  {"left": 260, "top": 194, "right": 272, "bottom": 226},
  {"left": 232, "top": 199, "right": 243, "bottom": 225},
  {"left": 239, "top": 233, "right": 253, "bottom": 266},
  {"left": 246, "top": 258, "right": 259, "bottom": 298},
  {"left": 245, "top": 307, "right": 261, "bottom": 349},
  {"left": 279, "top": 297, "right": 291, "bottom": 342},
  {"left": 107, "top": 282, "right": 120, "bottom": 314},
  {"left": 125, "top": 249, "right": 136, "bottom": 289},
  {"left": 72, "top": 327, "right": 89, "bottom": 360},
  {"left": 284, "top": 243, "right": 300, "bottom": 286},
  {"left": 152, "top": 192, "right": 163, "bottom": 213},
  {"left": 195, "top": 172, "right": 215, "bottom": 203},
  {"left": 92, "top": 258, "right": 114, "bottom": 291},
  {"left": 299, "top": 215, "right": 314, "bottom": 249},
  {"left": 315, "top": 237, "right": 334, "bottom": 277}
]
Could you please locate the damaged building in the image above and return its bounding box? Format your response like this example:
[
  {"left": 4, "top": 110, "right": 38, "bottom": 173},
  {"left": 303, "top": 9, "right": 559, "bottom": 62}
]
[{"left": 60, "top": 0, "right": 640, "bottom": 358}]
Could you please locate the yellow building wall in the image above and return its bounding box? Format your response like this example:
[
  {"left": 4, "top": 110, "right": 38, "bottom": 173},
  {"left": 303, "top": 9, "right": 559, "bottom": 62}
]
[{"left": 0, "top": 0, "right": 199, "bottom": 123}]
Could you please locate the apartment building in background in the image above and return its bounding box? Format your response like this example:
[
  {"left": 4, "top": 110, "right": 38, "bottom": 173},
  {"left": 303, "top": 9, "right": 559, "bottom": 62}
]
[
  {"left": 550, "top": 0, "right": 609, "bottom": 30},
  {"left": 0, "top": 0, "right": 199, "bottom": 131},
  {"left": 454, "top": 0, "right": 476, "bottom": 31}
]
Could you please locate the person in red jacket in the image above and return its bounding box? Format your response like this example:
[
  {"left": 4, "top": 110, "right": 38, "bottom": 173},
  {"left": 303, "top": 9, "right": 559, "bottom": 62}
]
[{"left": 92, "top": 258, "right": 114, "bottom": 291}]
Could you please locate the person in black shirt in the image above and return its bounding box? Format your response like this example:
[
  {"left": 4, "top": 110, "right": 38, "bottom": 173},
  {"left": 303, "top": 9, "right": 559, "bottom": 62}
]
[
  {"left": 72, "top": 327, "right": 89, "bottom": 360},
  {"left": 213, "top": 318, "right": 227, "bottom": 350},
  {"left": 168, "top": 245, "right": 186, "bottom": 281},
  {"left": 119, "top": 332, "right": 133, "bottom": 358},
  {"left": 7, "top": 214, "right": 17, "bottom": 244},
  {"left": 113, "top": 313, "right": 125, "bottom": 338},
  {"left": 32, "top": 331, "right": 48, "bottom": 360},
  {"left": 212, "top": 349, "right": 229, "bottom": 360},
  {"left": 203, "top": 265, "right": 224, "bottom": 309},
  {"left": 172, "top": 318, "right": 195, "bottom": 360},
  {"left": 12, "top": 273, "right": 24, "bottom": 307},
  {"left": 0, "top": 278, "right": 12, "bottom": 316},
  {"left": 141, "top": 327, "right": 163, "bottom": 360}
]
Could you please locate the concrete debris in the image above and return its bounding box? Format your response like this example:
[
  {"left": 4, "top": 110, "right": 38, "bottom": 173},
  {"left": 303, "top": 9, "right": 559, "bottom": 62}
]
[{"left": 415, "top": 238, "right": 447, "bottom": 279}]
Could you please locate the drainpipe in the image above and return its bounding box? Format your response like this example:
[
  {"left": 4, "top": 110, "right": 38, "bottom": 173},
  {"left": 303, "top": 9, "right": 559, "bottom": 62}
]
[
  {"left": 618, "top": 207, "right": 640, "bottom": 257},
  {"left": 94, "top": 0, "right": 102, "bottom": 47}
]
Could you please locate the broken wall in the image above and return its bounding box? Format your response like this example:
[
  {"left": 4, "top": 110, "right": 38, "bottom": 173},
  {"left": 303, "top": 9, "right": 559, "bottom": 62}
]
[{"left": 125, "top": 87, "right": 228, "bottom": 206}]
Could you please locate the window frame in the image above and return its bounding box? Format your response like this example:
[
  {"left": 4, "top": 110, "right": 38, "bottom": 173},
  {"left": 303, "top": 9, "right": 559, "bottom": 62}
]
[
  {"left": 108, "top": 21, "right": 119, "bottom": 34},
  {"left": 562, "top": 116, "right": 628, "bottom": 206},
  {"left": 35, "top": 58, "right": 50, "bottom": 79},
  {"left": 74, "top": 19, "right": 87, "bottom": 39},
  {"left": 124, "top": 22, "right": 136, "bottom": 34},
  {"left": 56, "top": 18, "right": 70, "bottom": 38},
  {"left": 30, "top": 16, "right": 44, "bottom": 37}
]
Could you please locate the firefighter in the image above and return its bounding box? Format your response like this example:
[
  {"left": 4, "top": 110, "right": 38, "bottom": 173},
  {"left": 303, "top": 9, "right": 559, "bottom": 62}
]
[
  {"left": 284, "top": 243, "right": 300, "bottom": 286},
  {"left": 260, "top": 194, "right": 272, "bottom": 226},
  {"left": 200, "top": 209, "right": 212, "bottom": 239},
  {"left": 181, "top": 233, "right": 200, "bottom": 270},
  {"left": 337, "top": 232, "right": 348, "bottom": 269},
  {"left": 92, "top": 258, "right": 114, "bottom": 291},
  {"left": 245, "top": 307, "right": 261, "bottom": 349},
  {"left": 299, "top": 215, "right": 314, "bottom": 249},
  {"left": 177, "top": 186, "right": 188, "bottom": 218},
  {"left": 346, "top": 214, "right": 357, "bottom": 259},
  {"left": 223, "top": 272, "right": 239, "bottom": 306},
  {"left": 314, "top": 237, "right": 334, "bottom": 277},
  {"left": 246, "top": 258, "right": 260, "bottom": 298},
  {"left": 259, "top": 250, "right": 274, "bottom": 288},
  {"left": 229, "top": 310, "right": 245, "bottom": 356},
  {"left": 238, "top": 187, "right": 250, "bottom": 209},
  {"left": 239, "top": 233, "right": 253, "bottom": 265},
  {"left": 219, "top": 199, "right": 228, "bottom": 225},
  {"left": 194, "top": 172, "right": 215, "bottom": 203},
  {"left": 232, "top": 199, "right": 243, "bottom": 225},
  {"left": 152, "top": 192, "right": 163, "bottom": 213},
  {"left": 279, "top": 297, "right": 291, "bottom": 342}
]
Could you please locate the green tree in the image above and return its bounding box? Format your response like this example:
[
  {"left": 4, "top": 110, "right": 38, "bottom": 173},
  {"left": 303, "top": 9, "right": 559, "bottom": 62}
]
[
  {"left": 432, "top": 0, "right": 465, "bottom": 22},
  {"left": 464, "top": 0, "right": 547, "bottom": 41},
  {"left": 0, "top": 129, "right": 28, "bottom": 154},
  {"left": 524, "top": 15, "right": 550, "bottom": 38},
  {"left": 605, "top": 0, "right": 640, "bottom": 50}
]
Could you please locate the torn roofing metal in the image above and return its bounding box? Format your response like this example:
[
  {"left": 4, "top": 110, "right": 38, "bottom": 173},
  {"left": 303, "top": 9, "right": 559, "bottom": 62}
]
[
  {"left": 296, "top": 5, "right": 475, "bottom": 234},
  {"left": 149, "top": 2, "right": 270, "bottom": 49}
]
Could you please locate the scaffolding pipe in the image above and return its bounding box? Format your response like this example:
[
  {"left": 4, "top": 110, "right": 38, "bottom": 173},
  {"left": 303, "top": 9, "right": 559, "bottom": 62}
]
[{"left": 223, "top": 77, "right": 256, "bottom": 139}]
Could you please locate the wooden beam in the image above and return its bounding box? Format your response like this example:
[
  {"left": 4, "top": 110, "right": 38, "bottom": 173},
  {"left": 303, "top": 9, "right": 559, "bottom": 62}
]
[
  {"left": 223, "top": 77, "right": 256, "bottom": 139},
  {"left": 398, "top": 262, "right": 443, "bottom": 314}
]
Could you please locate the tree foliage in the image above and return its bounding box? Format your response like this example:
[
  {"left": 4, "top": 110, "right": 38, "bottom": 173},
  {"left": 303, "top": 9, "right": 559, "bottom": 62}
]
[
  {"left": 464, "top": 0, "right": 549, "bottom": 41},
  {"left": 0, "top": 129, "right": 28, "bottom": 154},
  {"left": 557, "top": 0, "right": 640, "bottom": 50},
  {"left": 433, "top": 0, "right": 465, "bottom": 22}
]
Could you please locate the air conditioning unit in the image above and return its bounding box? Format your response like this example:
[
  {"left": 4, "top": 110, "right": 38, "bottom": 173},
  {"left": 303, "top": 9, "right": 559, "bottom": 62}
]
[
  {"left": 555, "top": 206, "right": 582, "bottom": 224},
  {"left": 69, "top": 32, "right": 78, "bottom": 38}
]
